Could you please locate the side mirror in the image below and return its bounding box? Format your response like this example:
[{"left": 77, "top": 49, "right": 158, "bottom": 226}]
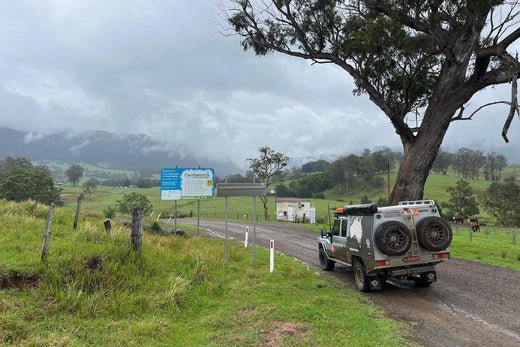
[{"left": 320, "top": 228, "right": 327, "bottom": 238}]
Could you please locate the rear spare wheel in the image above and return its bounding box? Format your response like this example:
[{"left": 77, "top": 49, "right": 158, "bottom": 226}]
[
  {"left": 416, "top": 217, "right": 452, "bottom": 251},
  {"left": 374, "top": 221, "right": 412, "bottom": 256}
]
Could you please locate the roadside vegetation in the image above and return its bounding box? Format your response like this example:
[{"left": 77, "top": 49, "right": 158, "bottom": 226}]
[{"left": 0, "top": 200, "right": 407, "bottom": 346}]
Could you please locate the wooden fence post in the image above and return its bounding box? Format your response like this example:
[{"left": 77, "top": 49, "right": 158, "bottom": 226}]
[
  {"left": 41, "top": 203, "right": 55, "bottom": 262},
  {"left": 103, "top": 220, "right": 112, "bottom": 235},
  {"left": 131, "top": 208, "right": 144, "bottom": 255},
  {"left": 513, "top": 230, "right": 517, "bottom": 246},
  {"left": 73, "top": 194, "right": 83, "bottom": 230}
]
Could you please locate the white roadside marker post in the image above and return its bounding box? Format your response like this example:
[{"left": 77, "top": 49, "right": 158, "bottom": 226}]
[
  {"left": 269, "top": 240, "right": 275, "bottom": 273},
  {"left": 244, "top": 226, "right": 249, "bottom": 247}
]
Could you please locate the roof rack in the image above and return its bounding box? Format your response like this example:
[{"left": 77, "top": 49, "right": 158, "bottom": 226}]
[{"left": 398, "top": 200, "right": 435, "bottom": 206}]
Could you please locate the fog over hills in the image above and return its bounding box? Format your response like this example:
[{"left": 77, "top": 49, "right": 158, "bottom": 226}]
[
  {"left": 0, "top": 126, "right": 241, "bottom": 176},
  {"left": 2, "top": 126, "right": 520, "bottom": 178}
]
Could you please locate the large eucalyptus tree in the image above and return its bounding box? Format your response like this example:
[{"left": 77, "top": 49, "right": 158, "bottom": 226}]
[{"left": 227, "top": 0, "right": 520, "bottom": 203}]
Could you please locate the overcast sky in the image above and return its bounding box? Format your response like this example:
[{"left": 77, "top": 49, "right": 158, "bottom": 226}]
[{"left": 1, "top": 0, "right": 520, "bottom": 167}]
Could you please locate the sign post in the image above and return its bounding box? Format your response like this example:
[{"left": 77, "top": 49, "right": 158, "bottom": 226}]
[{"left": 217, "top": 183, "right": 266, "bottom": 264}]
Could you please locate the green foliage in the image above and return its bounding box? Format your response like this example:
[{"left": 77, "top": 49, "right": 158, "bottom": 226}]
[
  {"left": 327, "top": 149, "right": 397, "bottom": 193},
  {"left": 103, "top": 205, "right": 118, "bottom": 219},
  {"left": 287, "top": 172, "right": 332, "bottom": 198},
  {"left": 446, "top": 179, "right": 480, "bottom": 218},
  {"left": 360, "top": 195, "right": 371, "bottom": 204},
  {"left": 65, "top": 164, "right": 84, "bottom": 186},
  {"left": 150, "top": 221, "right": 162, "bottom": 234},
  {"left": 82, "top": 178, "right": 99, "bottom": 196},
  {"left": 301, "top": 159, "right": 330, "bottom": 173},
  {"left": 116, "top": 192, "right": 153, "bottom": 215},
  {"left": 376, "top": 196, "right": 388, "bottom": 207},
  {"left": 482, "top": 182, "right": 520, "bottom": 227},
  {"left": 432, "top": 149, "right": 454, "bottom": 174},
  {"left": 247, "top": 147, "right": 289, "bottom": 219},
  {"left": 247, "top": 147, "right": 288, "bottom": 184},
  {"left": 0, "top": 156, "right": 62, "bottom": 205}
]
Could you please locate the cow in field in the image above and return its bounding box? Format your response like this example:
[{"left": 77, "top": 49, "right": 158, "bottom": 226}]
[{"left": 469, "top": 217, "right": 480, "bottom": 232}]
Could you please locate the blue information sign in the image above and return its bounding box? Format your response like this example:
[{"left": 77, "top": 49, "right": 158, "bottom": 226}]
[{"left": 160, "top": 168, "right": 214, "bottom": 200}]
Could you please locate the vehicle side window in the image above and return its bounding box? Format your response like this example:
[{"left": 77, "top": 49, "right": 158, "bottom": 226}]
[
  {"left": 332, "top": 219, "right": 340, "bottom": 236},
  {"left": 341, "top": 219, "right": 347, "bottom": 237}
]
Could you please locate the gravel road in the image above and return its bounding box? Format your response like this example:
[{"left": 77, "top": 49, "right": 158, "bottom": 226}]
[{"left": 179, "top": 219, "right": 520, "bottom": 347}]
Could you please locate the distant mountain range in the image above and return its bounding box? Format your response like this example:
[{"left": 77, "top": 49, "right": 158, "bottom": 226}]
[{"left": 0, "top": 126, "right": 241, "bottom": 176}]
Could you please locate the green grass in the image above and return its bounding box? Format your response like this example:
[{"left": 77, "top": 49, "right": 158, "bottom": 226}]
[
  {"left": 450, "top": 225, "right": 520, "bottom": 271},
  {"left": 0, "top": 200, "right": 408, "bottom": 346}
]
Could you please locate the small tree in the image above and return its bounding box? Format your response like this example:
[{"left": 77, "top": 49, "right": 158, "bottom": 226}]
[
  {"left": 65, "top": 164, "right": 84, "bottom": 186},
  {"left": 446, "top": 179, "right": 480, "bottom": 218},
  {"left": 116, "top": 192, "right": 153, "bottom": 215},
  {"left": 103, "top": 205, "right": 118, "bottom": 219},
  {"left": 247, "top": 147, "right": 288, "bottom": 220},
  {"left": 482, "top": 182, "right": 520, "bottom": 227},
  {"left": 82, "top": 178, "right": 99, "bottom": 197}
]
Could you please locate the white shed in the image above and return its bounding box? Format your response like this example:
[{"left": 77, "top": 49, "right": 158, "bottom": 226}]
[{"left": 276, "top": 200, "right": 311, "bottom": 223}]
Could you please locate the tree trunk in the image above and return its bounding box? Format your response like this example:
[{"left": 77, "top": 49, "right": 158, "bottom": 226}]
[
  {"left": 262, "top": 195, "right": 269, "bottom": 221},
  {"left": 389, "top": 104, "right": 456, "bottom": 205}
]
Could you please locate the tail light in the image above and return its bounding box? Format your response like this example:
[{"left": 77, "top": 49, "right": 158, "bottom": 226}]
[
  {"left": 433, "top": 252, "right": 450, "bottom": 260},
  {"left": 375, "top": 260, "right": 390, "bottom": 267}
]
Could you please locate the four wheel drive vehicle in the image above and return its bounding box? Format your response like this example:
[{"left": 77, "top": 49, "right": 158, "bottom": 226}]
[{"left": 318, "top": 200, "right": 452, "bottom": 292}]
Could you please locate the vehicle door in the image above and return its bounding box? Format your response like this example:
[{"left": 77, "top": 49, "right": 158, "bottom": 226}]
[{"left": 331, "top": 218, "right": 348, "bottom": 260}]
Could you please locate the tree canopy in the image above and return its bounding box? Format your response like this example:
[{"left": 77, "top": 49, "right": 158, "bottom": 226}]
[
  {"left": 116, "top": 192, "right": 153, "bottom": 215},
  {"left": 446, "top": 179, "right": 480, "bottom": 218},
  {"left": 65, "top": 164, "right": 84, "bottom": 186},
  {"left": 227, "top": 0, "right": 520, "bottom": 204},
  {"left": 0, "top": 156, "right": 62, "bottom": 205},
  {"left": 483, "top": 181, "right": 520, "bottom": 226},
  {"left": 247, "top": 146, "right": 289, "bottom": 219}
]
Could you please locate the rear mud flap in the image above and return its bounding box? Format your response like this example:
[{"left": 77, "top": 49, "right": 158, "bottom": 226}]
[{"left": 369, "top": 276, "right": 382, "bottom": 290}]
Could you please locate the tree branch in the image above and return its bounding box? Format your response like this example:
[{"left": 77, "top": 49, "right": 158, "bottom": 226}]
[
  {"left": 503, "top": 77, "right": 520, "bottom": 143},
  {"left": 451, "top": 101, "right": 513, "bottom": 122}
]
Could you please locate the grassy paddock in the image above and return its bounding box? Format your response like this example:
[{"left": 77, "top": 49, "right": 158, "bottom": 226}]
[
  {"left": 60, "top": 168, "right": 498, "bottom": 226},
  {"left": 0, "top": 200, "right": 408, "bottom": 346},
  {"left": 450, "top": 225, "right": 520, "bottom": 271}
]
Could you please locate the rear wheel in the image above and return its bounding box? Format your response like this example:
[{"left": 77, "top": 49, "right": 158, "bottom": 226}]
[
  {"left": 353, "top": 259, "right": 370, "bottom": 292},
  {"left": 319, "top": 247, "right": 335, "bottom": 271}
]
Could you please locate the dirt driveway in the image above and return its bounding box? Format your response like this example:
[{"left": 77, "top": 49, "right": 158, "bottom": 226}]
[{"left": 179, "top": 219, "right": 520, "bottom": 347}]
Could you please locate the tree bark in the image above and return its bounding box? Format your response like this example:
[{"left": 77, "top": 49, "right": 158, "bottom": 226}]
[{"left": 260, "top": 195, "right": 269, "bottom": 221}]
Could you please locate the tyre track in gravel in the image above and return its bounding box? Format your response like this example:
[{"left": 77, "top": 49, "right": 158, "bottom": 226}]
[{"left": 179, "top": 219, "right": 520, "bottom": 347}]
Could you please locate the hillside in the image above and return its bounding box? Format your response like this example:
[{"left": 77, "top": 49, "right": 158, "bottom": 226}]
[{"left": 0, "top": 126, "right": 240, "bottom": 177}]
